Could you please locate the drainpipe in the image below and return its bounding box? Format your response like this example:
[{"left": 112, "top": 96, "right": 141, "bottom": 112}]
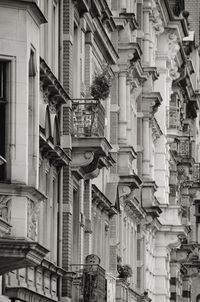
[
  {"left": 58, "top": 167, "right": 63, "bottom": 299},
  {"left": 59, "top": 0, "right": 63, "bottom": 84}
]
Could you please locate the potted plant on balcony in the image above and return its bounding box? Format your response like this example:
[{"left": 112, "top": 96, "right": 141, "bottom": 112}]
[
  {"left": 117, "top": 256, "right": 133, "bottom": 280},
  {"left": 90, "top": 67, "right": 111, "bottom": 101}
]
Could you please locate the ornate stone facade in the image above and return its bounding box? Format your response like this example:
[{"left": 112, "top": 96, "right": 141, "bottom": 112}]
[{"left": 0, "top": 0, "right": 200, "bottom": 302}]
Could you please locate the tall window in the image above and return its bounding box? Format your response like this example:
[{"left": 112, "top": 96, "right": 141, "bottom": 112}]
[
  {"left": 73, "top": 189, "right": 80, "bottom": 264},
  {"left": 28, "top": 49, "right": 36, "bottom": 185},
  {"left": 0, "top": 62, "right": 6, "bottom": 181}
]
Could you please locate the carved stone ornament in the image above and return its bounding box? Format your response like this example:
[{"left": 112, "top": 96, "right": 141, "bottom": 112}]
[
  {"left": 152, "top": 7, "right": 164, "bottom": 35},
  {"left": 167, "top": 33, "right": 180, "bottom": 80},
  {"left": 0, "top": 195, "right": 11, "bottom": 222},
  {"left": 27, "top": 199, "right": 40, "bottom": 240}
]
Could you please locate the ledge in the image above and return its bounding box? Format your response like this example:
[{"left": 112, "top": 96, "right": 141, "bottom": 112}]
[
  {"left": 5, "top": 287, "right": 57, "bottom": 302},
  {"left": 119, "top": 12, "right": 138, "bottom": 30},
  {"left": 92, "top": 184, "right": 117, "bottom": 216},
  {"left": 0, "top": 0, "right": 47, "bottom": 25},
  {"left": 40, "top": 132, "right": 71, "bottom": 167},
  {"left": 119, "top": 173, "right": 142, "bottom": 190},
  {"left": 0, "top": 183, "right": 47, "bottom": 202},
  {"left": 143, "top": 66, "right": 159, "bottom": 81},
  {"left": 0, "top": 238, "right": 48, "bottom": 275},
  {"left": 144, "top": 206, "right": 162, "bottom": 218},
  {"left": 93, "top": 18, "right": 119, "bottom": 64},
  {"left": 41, "top": 259, "right": 67, "bottom": 277},
  {"left": 119, "top": 42, "right": 143, "bottom": 64},
  {"left": 40, "top": 58, "right": 70, "bottom": 105},
  {"left": 142, "top": 92, "right": 163, "bottom": 116}
]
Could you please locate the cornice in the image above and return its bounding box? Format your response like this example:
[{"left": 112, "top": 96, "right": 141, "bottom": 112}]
[
  {"left": 0, "top": 183, "right": 47, "bottom": 203},
  {"left": 93, "top": 18, "right": 118, "bottom": 64},
  {"left": 0, "top": 0, "right": 47, "bottom": 25}
]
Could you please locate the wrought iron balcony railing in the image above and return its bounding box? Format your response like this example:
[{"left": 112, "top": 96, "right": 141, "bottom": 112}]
[
  {"left": 70, "top": 263, "right": 106, "bottom": 302},
  {"left": 166, "top": 106, "right": 181, "bottom": 129},
  {"left": 72, "top": 99, "right": 105, "bottom": 137},
  {"left": 193, "top": 163, "right": 200, "bottom": 183},
  {"left": 170, "top": 137, "right": 191, "bottom": 158}
]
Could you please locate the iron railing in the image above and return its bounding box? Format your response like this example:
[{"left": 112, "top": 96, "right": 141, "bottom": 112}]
[
  {"left": 170, "top": 137, "right": 191, "bottom": 158},
  {"left": 72, "top": 99, "right": 105, "bottom": 137},
  {"left": 193, "top": 163, "right": 200, "bottom": 183},
  {"left": 166, "top": 106, "right": 180, "bottom": 129},
  {"left": 70, "top": 264, "right": 106, "bottom": 302}
]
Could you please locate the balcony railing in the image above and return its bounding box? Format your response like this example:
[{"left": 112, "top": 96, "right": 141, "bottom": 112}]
[
  {"left": 70, "top": 264, "right": 106, "bottom": 302},
  {"left": 170, "top": 137, "right": 191, "bottom": 158},
  {"left": 193, "top": 163, "right": 200, "bottom": 183},
  {"left": 166, "top": 106, "right": 180, "bottom": 129},
  {"left": 72, "top": 99, "right": 105, "bottom": 137}
]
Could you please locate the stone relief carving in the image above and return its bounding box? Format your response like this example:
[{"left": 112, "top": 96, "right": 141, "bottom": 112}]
[
  {"left": 152, "top": 7, "right": 164, "bottom": 35},
  {"left": 167, "top": 33, "right": 180, "bottom": 80},
  {"left": 0, "top": 195, "right": 11, "bottom": 222},
  {"left": 27, "top": 199, "right": 40, "bottom": 240}
]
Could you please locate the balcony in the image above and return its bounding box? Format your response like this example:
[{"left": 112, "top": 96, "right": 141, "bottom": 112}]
[
  {"left": 0, "top": 184, "right": 48, "bottom": 274},
  {"left": 72, "top": 99, "right": 105, "bottom": 137},
  {"left": 167, "top": 106, "right": 181, "bottom": 130},
  {"left": 72, "top": 99, "right": 114, "bottom": 179},
  {"left": 193, "top": 163, "right": 200, "bottom": 183},
  {"left": 170, "top": 137, "right": 191, "bottom": 159},
  {"left": 70, "top": 264, "right": 106, "bottom": 302},
  {"left": 4, "top": 259, "right": 65, "bottom": 301},
  {"left": 116, "top": 279, "right": 139, "bottom": 302}
]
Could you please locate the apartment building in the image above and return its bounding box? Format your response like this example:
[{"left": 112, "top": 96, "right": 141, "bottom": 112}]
[{"left": 0, "top": 0, "right": 200, "bottom": 302}]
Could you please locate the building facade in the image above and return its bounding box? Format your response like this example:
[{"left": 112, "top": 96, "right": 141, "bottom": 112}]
[{"left": 1, "top": 0, "right": 200, "bottom": 302}]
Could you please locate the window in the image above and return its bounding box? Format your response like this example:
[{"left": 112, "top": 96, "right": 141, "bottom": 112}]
[
  {"left": 0, "top": 62, "right": 7, "bottom": 181},
  {"left": 28, "top": 49, "right": 37, "bottom": 185}
]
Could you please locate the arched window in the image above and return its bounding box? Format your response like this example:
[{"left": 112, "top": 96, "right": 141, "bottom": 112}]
[{"left": 196, "top": 294, "right": 200, "bottom": 302}]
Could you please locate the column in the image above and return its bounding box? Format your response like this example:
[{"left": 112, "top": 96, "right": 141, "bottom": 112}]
[
  {"left": 149, "top": 125, "right": 154, "bottom": 179},
  {"left": 84, "top": 180, "right": 92, "bottom": 258},
  {"left": 143, "top": 4, "right": 151, "bottom": 65},
  {"left": 85, "top": 32, "right": 93, "bottom": 94},
  {"left": 119, "top": 71, "right": 127, "bottom": 145},
  {"left": 126, "top": 79, "right": 132, "bottom": 145},
  {"left": 126, "top": 79, "right": 131, "bottom": 145},
  {"left": 142, "top": 117, "right": 150, "bottom": 178}
]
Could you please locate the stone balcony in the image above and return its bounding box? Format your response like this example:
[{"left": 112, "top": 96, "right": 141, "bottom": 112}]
[
  {"left": 4, "top": 259, "right": 66, "bottom": 302},
  {"left": 72, "top": 99, "right": 114, "bottom": 179},
  {"left": 0, "top": 183, "right": 49, "bottom": 274}
]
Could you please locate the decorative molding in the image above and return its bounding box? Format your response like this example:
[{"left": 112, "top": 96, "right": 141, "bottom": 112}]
[
  {"left": 167, "top": 33, "right": 180, "bottom": 80},
  {"left": 27, "top": 199, "right": 40, "bottom": 241},
  {"left": 151, "top": 7, "right": 164, "bottom": 35}
]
